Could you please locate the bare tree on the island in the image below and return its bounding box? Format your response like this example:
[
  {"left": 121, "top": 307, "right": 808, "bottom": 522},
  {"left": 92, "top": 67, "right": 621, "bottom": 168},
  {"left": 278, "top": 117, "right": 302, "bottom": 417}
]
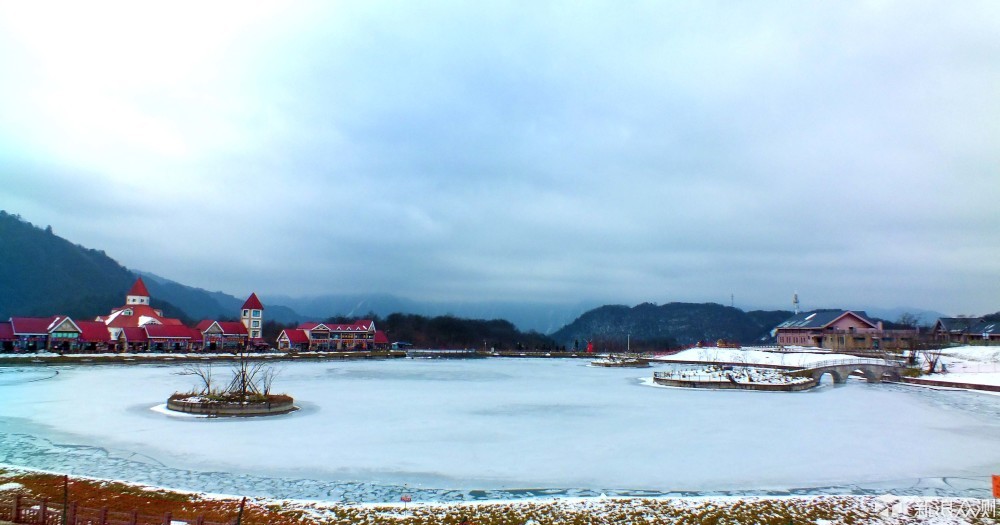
[
  {"left": 178, "top": 363, "right": 214, "bottom": 395},
  {"left": 731, "top": 350, "right": 750, "bottom": 377},
  {"left": 227, "top": 352, "right": 267, "bottom": 398},
  {"left": 259, "top": 366, "right": 282, "bottom": 396}
]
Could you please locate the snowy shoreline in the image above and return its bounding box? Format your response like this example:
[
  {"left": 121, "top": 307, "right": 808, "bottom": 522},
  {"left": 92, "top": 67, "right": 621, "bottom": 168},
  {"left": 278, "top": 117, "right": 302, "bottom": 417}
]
[{"left": 1, "top": 463, "right": 996, "bottom": 525}]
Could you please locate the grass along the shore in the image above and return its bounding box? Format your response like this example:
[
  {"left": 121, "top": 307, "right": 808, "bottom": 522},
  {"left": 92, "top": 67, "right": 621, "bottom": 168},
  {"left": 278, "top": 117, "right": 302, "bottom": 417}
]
[{"left": 1, "top": 467, "right": 998, "bottom": 524}]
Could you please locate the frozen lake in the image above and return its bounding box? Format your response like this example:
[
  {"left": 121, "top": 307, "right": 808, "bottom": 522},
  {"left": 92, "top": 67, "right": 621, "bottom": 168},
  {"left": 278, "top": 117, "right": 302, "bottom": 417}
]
[{"left": 2, "top": 358, "right": 999, "bottom": 502}]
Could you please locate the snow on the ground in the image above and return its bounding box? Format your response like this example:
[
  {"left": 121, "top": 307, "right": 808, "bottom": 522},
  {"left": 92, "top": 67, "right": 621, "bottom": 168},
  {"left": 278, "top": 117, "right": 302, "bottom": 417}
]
[
  {"left": 922, "top": 371, "right": 1000, "bottom": 387},
  {"left": 654, "top": 347, "right": 860, "bottom": 367},
  {"left": 655, "top": 365, "right": 811, "bottom": 384},
  {"left": 922, "top": 345, "right": 1000, "bottom": 388}
]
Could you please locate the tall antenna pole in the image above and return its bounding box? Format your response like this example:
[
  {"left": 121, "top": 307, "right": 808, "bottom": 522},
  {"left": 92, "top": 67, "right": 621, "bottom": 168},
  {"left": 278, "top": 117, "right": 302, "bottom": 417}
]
[{"left": 793, "top": 292, "right": 800, "bottom": 314}]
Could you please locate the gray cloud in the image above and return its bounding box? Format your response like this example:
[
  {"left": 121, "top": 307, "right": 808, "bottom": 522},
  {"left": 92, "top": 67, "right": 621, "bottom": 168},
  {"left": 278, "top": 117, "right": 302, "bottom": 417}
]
[{"left": 1, "top": 1, "right": 998, "bottom": 315}]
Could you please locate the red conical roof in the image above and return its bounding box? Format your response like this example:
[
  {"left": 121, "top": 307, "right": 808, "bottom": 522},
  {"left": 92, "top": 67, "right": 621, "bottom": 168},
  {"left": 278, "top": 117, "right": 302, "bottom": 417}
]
[
  {"left": 127, "top": 277, "right": 150, "bottom": 297},
  {"left": 242, "top": 292, "right": 264, "bottom": 310}
]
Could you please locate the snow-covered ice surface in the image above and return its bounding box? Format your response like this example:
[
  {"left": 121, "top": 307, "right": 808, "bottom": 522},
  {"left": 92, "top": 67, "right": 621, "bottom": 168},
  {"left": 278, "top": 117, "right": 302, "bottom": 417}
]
[{"left": 1, "top": 358, "right": 999, "bottom": 502}]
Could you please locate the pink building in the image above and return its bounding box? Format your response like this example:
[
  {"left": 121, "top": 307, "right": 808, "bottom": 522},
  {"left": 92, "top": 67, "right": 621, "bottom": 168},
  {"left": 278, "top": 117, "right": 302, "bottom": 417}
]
[{"left": 775, "top": 310, "right": 917, "bottom": 351}]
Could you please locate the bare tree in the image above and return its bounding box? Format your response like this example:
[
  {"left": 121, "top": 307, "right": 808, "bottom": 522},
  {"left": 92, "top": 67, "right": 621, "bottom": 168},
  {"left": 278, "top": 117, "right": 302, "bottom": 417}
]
[
  {"left": 920, "top": 346, "right": 945, "bottom": 374},
  {"left": 731, "top": 350, "right": 750, "bottom": 376},
  {"left": 227, "top": 352, "right": 267, "bottom": 398},
  {"left": 259, "top": 367, "right": 282, "bottom": 396},
  {"left": 178, "top": 363, "right": 214, "bottom": 395},
  {"left": 896, "top": 312, "right": 920, "bottom": 328}
]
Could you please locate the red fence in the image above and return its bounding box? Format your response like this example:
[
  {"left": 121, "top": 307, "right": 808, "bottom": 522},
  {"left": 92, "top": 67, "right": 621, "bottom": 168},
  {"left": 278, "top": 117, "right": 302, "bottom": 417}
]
[{"left": 0, "top": 494, "right": 235, "bottom": 525}]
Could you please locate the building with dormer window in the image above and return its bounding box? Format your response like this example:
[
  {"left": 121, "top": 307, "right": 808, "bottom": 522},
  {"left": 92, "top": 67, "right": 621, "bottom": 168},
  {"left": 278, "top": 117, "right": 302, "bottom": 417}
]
[
  {"left": 276, "top": 320, "right": 388, "bottom": 352},
  {"left": 96, "top": 277, "right": 185, "bottom": 342}
]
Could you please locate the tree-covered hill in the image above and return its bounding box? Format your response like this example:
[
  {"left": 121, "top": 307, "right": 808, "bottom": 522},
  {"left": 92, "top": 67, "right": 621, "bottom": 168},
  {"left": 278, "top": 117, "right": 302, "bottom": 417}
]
[
  {"left": 550, "top": 302, "right": 794, "bottom": 351},
  {"left": 0, "top": 211, "right": 249, "bottom": 324},
  {"left": 0, "top": 210, "right": 138, "bottom": 319}
]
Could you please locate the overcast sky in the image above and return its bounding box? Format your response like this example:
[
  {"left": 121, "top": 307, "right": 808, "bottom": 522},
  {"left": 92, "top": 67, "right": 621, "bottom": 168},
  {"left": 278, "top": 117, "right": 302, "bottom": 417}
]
[{"left": 1, "top": 1, "right": 998, "bottom": 315}]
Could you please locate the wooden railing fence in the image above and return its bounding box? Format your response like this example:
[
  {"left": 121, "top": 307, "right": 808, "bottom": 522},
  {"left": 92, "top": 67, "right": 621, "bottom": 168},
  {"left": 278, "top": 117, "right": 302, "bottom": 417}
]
[{"left": 0, "top": 494, "right": 235, "bottom": 525}]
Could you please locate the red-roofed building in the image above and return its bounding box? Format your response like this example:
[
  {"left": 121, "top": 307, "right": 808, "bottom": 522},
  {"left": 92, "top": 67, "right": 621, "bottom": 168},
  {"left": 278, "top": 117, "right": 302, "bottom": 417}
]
[
  {"left": 276, "top": 329, "right": 310, "bottom": 352},
  {"left": 97, "top": 277, "right": 186, "bottom": 342},
  {"left": 277, "top": 319, "right": 377, "bottom": 351},
  {"left": 374, "top": 330, "right": 390, "bottom": 350},
  {"left": 6, "top": 278, "right": 274, "bottom": 354},
  {"left": 196, "top": 320, "right": 249, "bottom": 352},
  {"left": 145, "top": 324, "right": 194, "bottom": 352},
  {"left": 10, "top": 316, "right": 62, "bottom": 352},
  {"left": 118, "top": 327, "right": 149, "bottom": 352},
  {"left": 5, "top": 316, "right": 114, "bottom": 353},
  {"left": 0, "top": 322, "right": 17, "bottom": 352},
  {"left": 127, "top": 277, "right": 151, "bottom": 303},
  {"left": 75, "top": 320, "right": 115, "bottom": 352}
]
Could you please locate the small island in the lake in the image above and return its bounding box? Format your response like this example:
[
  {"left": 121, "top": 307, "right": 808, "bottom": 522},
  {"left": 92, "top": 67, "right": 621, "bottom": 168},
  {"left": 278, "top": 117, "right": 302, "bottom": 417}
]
[
  {"left": 167, "top": 354, "right": 297, "bottom": 417},
  {"left": 653, "top": 364, "right": 815, "bottom": 391},
  {"left": 591, "top": 353, "right": 651, "bottom": 368}
]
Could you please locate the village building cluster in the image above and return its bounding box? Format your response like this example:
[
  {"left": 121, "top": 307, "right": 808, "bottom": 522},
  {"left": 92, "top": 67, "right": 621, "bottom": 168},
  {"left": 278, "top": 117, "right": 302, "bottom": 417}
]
[
  {"left": 0, "top": 278, "right": 266, "bottom": 353},
  {"left": 773, "top": 309, "right": 999, "bottom": 351},
  {"left": 0, "top": 277, "right": 390, "bottom": 354},
  {"left": 1, "top": 280, "right": 993, "bottom": 355}
]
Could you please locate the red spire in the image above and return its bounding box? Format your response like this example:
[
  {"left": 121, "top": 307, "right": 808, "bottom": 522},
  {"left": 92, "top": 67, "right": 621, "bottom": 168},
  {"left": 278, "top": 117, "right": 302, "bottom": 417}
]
[
  {"left": 242, "top": 293, "right": 264, "bottom": 310},
  {"left": 128, "top": 277, "right": 150, "bottom": 297}
]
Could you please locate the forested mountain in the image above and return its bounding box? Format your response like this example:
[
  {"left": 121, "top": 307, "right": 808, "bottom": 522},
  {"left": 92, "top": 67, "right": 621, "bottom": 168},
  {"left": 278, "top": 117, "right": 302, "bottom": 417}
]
[
  {"left": 0, "top": 211, "right": 138, "bottom": 319},
  {"left": 551, "top": 302, "right": 794, "bottom": 351},
  {"left": 268, "top": 293, "right": 591, "bottom": 334},
  {"left": 0, "top": 211, "right": 294, "bottom": 324}
]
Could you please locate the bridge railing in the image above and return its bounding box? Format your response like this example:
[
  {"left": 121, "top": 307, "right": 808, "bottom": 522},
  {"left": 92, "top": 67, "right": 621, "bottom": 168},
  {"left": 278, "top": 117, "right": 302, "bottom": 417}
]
[{"left": 798, "top": 358, "right": 906, "bottom": 370}]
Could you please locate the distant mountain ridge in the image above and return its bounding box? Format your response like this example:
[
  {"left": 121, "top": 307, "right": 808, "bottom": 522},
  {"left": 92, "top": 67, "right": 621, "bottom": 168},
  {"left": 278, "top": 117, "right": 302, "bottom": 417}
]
[
  {"left": 551, "top": 302, "right": 794, "bottom": 349},
  {"left": 137, "top": 272, "right": 302, "bottom": 323},
  {"left": 268, "top": 293, "right": 594, "bottom": 334}
]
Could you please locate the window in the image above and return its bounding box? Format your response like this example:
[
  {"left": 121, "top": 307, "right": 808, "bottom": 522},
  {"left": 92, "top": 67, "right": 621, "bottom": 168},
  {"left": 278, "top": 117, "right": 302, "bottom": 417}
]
[
  {"left": 252, "top": 320, "right": 260, "bottom": 328},
  {"left": 242, "top": 309, "right": 249, "bottom": 317},
  {"left": 252, "top": 310, "right": 261, "bottom": 318},
  {"left": 123, "top": 309, "right": 133, "bottom": 316}
]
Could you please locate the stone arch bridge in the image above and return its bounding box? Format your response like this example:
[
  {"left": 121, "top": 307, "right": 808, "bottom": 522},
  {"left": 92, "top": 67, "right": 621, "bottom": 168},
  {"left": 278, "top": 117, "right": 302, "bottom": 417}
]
[{"left": 788, "top": 358, "right": 906, "bottom": 384}]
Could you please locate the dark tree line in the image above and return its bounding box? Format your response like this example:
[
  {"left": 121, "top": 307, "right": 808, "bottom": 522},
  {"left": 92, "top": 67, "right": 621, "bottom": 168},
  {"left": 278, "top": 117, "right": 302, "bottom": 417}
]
[{"left": 262, "top": 313, "right": 561, "bottom": 350}]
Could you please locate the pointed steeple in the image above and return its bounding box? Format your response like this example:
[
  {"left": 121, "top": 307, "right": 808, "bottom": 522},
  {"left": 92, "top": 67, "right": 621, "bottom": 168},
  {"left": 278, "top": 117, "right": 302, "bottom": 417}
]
[
  {"left": 241, "top": 293, "right": 264, "bottom": 341},
  {"left": 241, "top": 293, "right": 264, "bottom": 310},
  {"left": 126, "top": 277, "right": 150, "bottom": 305}
]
